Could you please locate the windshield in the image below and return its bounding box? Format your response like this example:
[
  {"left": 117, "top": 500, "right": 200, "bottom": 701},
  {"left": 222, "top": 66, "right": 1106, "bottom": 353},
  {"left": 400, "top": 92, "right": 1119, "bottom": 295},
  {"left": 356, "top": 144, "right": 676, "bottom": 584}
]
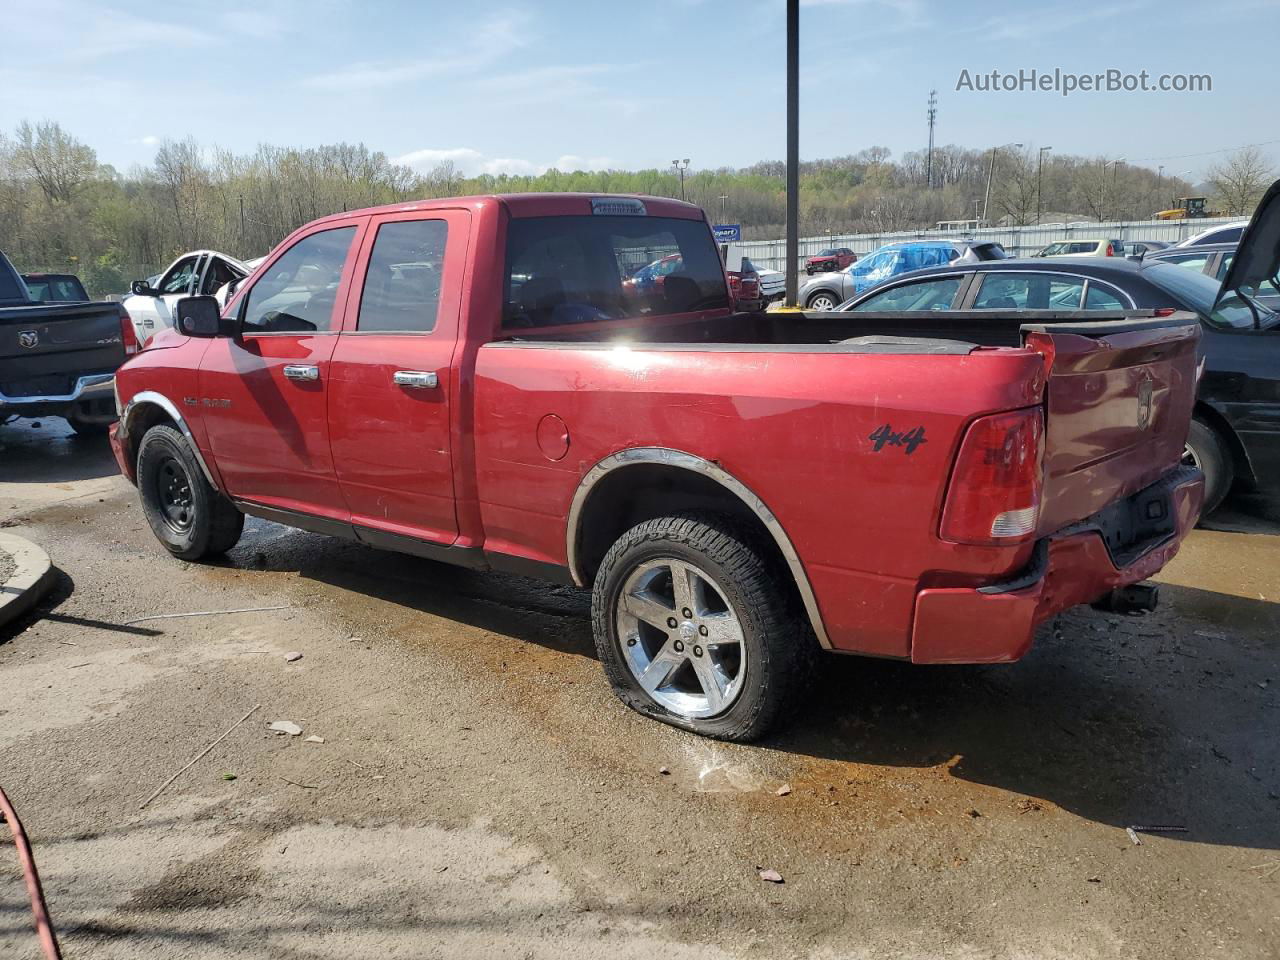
[{"left": 1143, "top": 262, "right": 1277, "bottom": 330}]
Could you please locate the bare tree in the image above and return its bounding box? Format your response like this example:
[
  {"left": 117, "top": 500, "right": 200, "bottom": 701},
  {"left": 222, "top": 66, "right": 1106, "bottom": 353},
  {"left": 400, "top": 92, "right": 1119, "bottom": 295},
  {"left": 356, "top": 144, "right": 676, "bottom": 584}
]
[
  {"left": 10, "top": 120, "right": 97, "bottom": 203},
  {"left": 1207, "top": 146, "right": 1275, "bottom": 216}
]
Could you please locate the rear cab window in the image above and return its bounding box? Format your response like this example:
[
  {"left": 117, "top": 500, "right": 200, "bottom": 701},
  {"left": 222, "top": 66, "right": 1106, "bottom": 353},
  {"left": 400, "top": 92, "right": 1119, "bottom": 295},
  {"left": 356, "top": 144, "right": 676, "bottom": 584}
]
[
  {"left": 504, "top": 216, "right": 728, "bottom": 330},
  {"left": 974, "top": 272, "right": 1085, "bottom": 309}
]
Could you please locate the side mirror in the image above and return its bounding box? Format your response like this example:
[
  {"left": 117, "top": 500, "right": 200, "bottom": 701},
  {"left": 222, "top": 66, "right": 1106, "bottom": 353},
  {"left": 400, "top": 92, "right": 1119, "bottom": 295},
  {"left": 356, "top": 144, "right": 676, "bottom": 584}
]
[
  {"left": 174, "top": 296, "right": 227, "bottom": 338},
  {"left": 131, "top": 280, "right": 159, "bottom": 297}
]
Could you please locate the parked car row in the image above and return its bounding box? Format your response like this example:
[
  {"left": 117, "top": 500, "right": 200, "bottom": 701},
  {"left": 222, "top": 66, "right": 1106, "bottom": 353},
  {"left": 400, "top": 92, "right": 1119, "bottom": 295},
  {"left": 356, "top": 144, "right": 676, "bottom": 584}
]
[{"left": 815, "top": 182, "right": 1280, "bottom": 516}]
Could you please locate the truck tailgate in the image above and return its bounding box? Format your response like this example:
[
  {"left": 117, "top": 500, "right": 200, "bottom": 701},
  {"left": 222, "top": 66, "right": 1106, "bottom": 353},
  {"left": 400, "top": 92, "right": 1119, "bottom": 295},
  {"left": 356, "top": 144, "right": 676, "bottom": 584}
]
[
  {"left": 0, "top": 301, "right": 125, "bottom": 396},
  {"left": 1022, "top": 313, "right": 1201, "bottom": 534}
]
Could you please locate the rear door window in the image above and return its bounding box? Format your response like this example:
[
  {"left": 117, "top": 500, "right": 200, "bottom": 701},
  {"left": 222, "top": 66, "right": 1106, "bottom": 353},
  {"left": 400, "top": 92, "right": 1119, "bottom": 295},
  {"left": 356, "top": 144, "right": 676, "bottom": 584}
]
[
  {"left": 974, "top": 272, "right": 1085, "bottom": 308},
  {"left": 357, "top": 219, "right": 449, "bottom": 333},
  {"left": 1084, "top": 283, "right": 1127, "bottom": 309},
  {"left": 504, "top": 216, "right": 728, "bottom": 328}
]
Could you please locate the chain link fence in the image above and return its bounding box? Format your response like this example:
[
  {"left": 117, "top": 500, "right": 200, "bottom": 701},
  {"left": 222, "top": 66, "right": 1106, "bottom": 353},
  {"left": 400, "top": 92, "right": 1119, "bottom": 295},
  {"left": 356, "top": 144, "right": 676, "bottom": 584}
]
[{"left": 737, "top": 217, "right": 1242, "bottom": 273}]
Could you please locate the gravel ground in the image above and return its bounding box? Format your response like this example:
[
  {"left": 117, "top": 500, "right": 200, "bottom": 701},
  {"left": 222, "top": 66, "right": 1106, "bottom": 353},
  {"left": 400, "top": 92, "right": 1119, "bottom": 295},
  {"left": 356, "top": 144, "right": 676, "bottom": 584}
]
[
  {"left": 1, "top": 418, "right": 1277, "bottom": 959},
  {"left": 0, "top": 548, "right": 14, "bottom": 587}
]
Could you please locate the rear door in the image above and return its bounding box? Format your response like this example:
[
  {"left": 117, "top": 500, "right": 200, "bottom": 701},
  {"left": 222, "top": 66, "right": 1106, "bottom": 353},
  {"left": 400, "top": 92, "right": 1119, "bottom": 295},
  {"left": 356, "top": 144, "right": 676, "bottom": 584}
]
[
  {"left": 199, "top": 222, "right": 365, "bottom": 519},
  {"left": 1022, "top": 315, "right": 1202, "bottom": 531},
  {"left": 327, "top": 209, "right": 469, "bottom": 546}
]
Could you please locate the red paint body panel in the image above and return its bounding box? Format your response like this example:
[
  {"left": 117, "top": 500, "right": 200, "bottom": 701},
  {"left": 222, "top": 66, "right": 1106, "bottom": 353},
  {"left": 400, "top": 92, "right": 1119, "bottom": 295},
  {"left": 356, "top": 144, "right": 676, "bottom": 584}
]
[
  {"left": 1028, "top": 326, "right": 1199, "bottom": 533},
  {"left": 109, "top": 192, "right": 1205, "bottom": 666},
  {"left": 912, "top": 471, "right": 1203, "bottom": 663}
]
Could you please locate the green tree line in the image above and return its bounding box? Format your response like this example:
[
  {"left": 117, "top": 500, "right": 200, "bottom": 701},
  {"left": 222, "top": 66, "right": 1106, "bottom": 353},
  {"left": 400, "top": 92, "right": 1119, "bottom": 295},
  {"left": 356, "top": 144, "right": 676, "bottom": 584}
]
[{"left": 1, "top": 121, "right": 1269, "bottom": 298}]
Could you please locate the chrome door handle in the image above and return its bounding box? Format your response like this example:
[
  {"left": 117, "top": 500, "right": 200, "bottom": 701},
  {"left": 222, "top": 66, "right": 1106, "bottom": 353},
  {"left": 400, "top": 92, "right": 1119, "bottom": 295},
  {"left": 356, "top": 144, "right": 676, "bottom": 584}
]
[
  {"left": 392, "top": 370, "right": 438, "bottom": 389},
  {"left": 283, "top": 364, "right": 319, "bottom": 382}
]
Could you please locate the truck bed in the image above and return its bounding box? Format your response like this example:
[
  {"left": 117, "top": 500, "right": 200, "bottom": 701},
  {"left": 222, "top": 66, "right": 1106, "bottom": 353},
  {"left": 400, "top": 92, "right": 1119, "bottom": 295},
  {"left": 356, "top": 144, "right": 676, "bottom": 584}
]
[{"left": 501, "top": 307, "right": 1187, "bottom": 351}]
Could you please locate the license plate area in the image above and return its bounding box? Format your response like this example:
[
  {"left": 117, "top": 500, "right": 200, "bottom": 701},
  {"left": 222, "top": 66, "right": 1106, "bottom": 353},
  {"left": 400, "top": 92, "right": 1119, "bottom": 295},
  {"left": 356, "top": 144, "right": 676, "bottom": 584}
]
[{"left": 1086, "top": 466, "right": 1195, "bottom": 567}]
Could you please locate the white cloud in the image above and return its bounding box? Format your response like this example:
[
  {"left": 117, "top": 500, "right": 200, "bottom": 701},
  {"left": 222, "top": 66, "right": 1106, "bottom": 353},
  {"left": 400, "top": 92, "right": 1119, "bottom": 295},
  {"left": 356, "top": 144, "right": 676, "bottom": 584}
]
[
  {"left": 300, "top": 9, "right": 533, "bottom": 91},
  {"left": 392, "top": 147, "right": 611, "bottom": 177},
  {"left": 4, "top": 0, "right": 212, "bottom": 64},
  {"left": 133, "top": 135, "right": 161, "bottom": 146}
]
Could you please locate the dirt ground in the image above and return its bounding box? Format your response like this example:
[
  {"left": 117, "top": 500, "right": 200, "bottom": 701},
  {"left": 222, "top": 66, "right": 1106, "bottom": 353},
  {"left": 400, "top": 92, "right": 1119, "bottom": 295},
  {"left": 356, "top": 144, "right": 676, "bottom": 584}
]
[{"left": 1, "top": 417, "right": 1277, "bottom": 959}]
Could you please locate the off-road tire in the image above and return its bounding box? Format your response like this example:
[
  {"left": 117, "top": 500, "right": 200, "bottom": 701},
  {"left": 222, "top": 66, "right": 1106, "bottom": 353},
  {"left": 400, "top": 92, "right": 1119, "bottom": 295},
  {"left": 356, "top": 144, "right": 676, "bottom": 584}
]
[
  {"left": 137, "top": 424, "right": 243, "bottom": 560},
  {"left": 591, "top": 513, "right": 813, "bottom": 742},
  {"left": 1184, "top": 417, "right": 1233, "bottom": 516}
]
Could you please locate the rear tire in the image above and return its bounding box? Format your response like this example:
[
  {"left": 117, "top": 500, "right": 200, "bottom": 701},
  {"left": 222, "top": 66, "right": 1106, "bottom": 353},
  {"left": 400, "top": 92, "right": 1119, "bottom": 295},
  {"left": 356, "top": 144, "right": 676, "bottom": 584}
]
[
  {"left": 137, "top": 424, "right": 243, "bottom": 560},
  {"left": 1184, "top": 417, "right": 1233, "bottom": 516},
  {"left": 591, "top": 513, "right": 812, "bottom": 742}
]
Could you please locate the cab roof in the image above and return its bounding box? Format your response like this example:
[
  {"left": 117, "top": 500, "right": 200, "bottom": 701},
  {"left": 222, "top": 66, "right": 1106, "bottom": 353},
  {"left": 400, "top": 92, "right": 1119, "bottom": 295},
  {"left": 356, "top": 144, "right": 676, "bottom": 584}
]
[{"left": 306, "top": 193, "right": 707, "bottom": 227}]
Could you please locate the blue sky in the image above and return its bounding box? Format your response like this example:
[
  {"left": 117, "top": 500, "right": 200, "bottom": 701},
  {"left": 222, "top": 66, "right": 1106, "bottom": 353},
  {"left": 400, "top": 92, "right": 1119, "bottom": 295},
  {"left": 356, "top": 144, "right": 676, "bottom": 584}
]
[{"left": 1, "top": 0, "right": 1275, "bottom": 180}]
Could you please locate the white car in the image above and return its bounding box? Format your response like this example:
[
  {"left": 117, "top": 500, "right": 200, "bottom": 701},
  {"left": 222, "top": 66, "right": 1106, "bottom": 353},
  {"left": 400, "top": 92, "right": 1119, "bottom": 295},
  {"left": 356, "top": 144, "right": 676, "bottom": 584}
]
[
  {"left": 1173, "top": 221, "right": 1250, "bottom": 248},
  {"left": 753, "top": 264, "right": 785, "bottom": 302},
  {"left": 123, "top": 250, "right": 250, "bottom": 344},
  {"left": 1031, "top": 238, "right": 1125, "bottom": 258}
]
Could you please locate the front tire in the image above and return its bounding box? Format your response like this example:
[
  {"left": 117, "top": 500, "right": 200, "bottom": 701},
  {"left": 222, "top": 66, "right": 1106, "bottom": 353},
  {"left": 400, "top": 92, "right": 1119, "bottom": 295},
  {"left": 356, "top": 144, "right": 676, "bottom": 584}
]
[
  {"left": 1183, "top": 417, "right": 1233, "bottom": 516},
  {"left": 806, "top": 291, "right": 838, "bottom": 311},
  {"left": 591, "top": 514, "right": 810, "bottom": 742},
  {"left": 137, "top": 424, "right": 244, "bottom": 560}
]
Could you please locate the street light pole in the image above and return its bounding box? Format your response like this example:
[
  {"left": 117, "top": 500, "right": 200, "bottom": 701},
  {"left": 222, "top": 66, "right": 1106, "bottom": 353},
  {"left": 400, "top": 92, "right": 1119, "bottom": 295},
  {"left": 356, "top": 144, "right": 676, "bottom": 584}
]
[
  {"left": 670, "top": 159, "right": 690, "bottom": 202},
  {"left": 784, "top": 0, "right": 799, "bottom": 307},
  {"left": 1036, "top": 146, "right": 1052, "bottom": 224}
]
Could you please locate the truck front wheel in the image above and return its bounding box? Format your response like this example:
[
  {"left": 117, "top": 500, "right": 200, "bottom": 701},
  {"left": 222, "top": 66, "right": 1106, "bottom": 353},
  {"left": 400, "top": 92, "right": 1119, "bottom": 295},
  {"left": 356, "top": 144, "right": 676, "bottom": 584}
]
[
  {"left": 591, "top": 514, "right": 810, "bottom": 742},
  {"left": 137, "top": 424, "right": 244, "bottom": 560}
]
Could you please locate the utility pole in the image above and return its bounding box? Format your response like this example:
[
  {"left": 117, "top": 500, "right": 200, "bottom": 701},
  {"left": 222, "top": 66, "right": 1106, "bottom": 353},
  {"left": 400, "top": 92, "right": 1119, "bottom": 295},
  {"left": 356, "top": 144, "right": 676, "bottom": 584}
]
[
  {"left": 982, "top": 142, "right": 1022, "bottom": 225},
  {"left": 670, "top": 159, "right": 690, "bottom": 202},
  {"left": 1100, "top": 157, "right": 1125, "bottom": 221},
  {"left": 237, "top": 195, "right": 245, "bottom": 243},
  {"left": 784, "top": 0, "right": 799, "bottom": 306},
  {"left": 925, "top": 90, "right": 938, "bottom": 189},
  {"left": 718, "top": 194, "right": 728, "bottom": 222},
  {"left": 1036, "top": 146, "right": 1052, "bottom": 224}
]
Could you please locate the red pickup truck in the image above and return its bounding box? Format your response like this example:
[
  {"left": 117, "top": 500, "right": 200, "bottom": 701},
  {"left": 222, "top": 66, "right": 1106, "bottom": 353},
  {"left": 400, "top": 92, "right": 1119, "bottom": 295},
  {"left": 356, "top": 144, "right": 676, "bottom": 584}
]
[{"left": 110, "top": 193, "right": 1204, "bottom": 741}]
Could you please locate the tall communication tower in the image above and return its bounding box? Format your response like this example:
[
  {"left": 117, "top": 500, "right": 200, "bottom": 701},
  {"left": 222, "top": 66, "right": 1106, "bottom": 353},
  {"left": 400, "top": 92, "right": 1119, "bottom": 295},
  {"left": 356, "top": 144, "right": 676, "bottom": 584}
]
[{"left": 926, "top": 90, "right": 938, "bottom": 189}]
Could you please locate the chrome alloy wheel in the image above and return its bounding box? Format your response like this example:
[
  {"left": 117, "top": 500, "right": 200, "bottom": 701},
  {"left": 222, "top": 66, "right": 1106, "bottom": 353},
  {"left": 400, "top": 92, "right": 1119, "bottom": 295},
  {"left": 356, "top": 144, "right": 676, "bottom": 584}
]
[
  {"left": 1182, "top": 443, "right": 1201, "bottom": 470},
  {"left": 615, "top": 558, "right": 748, "bottom": 719}
]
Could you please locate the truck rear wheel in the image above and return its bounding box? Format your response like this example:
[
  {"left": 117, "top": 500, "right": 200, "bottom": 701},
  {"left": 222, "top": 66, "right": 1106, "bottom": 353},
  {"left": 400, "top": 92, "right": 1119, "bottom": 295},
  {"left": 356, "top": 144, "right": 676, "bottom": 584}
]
[
  {"left": 591, "top": 514, "right": 810, "bottom": 742},
  {"left": 137, "top": 424, "right": 244, "bottom": 560}
]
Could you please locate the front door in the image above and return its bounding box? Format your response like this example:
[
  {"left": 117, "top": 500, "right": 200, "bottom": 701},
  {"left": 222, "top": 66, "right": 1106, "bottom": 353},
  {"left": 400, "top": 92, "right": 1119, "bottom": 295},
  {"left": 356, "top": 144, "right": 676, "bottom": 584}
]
[
  {"left": 327, "top": 210, "right": 469, "bottom": 545},
  {"left": 199, "top": 222, "right": 365, "bottom": 519},
  {"left": 132, "top": 254, "right": 201, "bottom": 343}
]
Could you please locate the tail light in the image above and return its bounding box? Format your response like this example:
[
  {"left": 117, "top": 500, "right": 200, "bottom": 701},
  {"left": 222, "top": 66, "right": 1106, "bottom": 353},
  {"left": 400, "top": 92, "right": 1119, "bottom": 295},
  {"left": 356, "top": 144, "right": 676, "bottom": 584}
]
[
  {"left": 941, "top": 408, "right": 1044, "bottom": 545},
  {"left": 119, "top": 306, "right": 139, "bottom": 355},
  {"left": 1105, "top": 242, "right": 1116, "bottom": 256}
]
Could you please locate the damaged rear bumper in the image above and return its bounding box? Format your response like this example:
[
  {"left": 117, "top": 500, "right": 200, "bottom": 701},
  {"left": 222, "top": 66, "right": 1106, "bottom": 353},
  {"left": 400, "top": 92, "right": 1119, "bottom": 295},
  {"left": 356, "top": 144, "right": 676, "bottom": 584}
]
[{"left": 910, "top": 465, "right": 1204, "bottom": 664}]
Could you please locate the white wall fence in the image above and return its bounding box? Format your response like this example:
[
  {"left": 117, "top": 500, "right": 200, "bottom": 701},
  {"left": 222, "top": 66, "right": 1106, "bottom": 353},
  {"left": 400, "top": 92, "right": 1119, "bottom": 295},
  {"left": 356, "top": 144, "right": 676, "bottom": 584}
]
[{"left": 738, "top": 216, "right": 1240, "bottom": 273}]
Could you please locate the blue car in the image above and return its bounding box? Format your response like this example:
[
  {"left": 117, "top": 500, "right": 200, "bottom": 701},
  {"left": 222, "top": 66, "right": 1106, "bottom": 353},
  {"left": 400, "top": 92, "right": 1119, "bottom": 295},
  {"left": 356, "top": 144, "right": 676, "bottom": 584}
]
[{"left": 799, "top": 241, "right": 961, "bottom": 310}]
